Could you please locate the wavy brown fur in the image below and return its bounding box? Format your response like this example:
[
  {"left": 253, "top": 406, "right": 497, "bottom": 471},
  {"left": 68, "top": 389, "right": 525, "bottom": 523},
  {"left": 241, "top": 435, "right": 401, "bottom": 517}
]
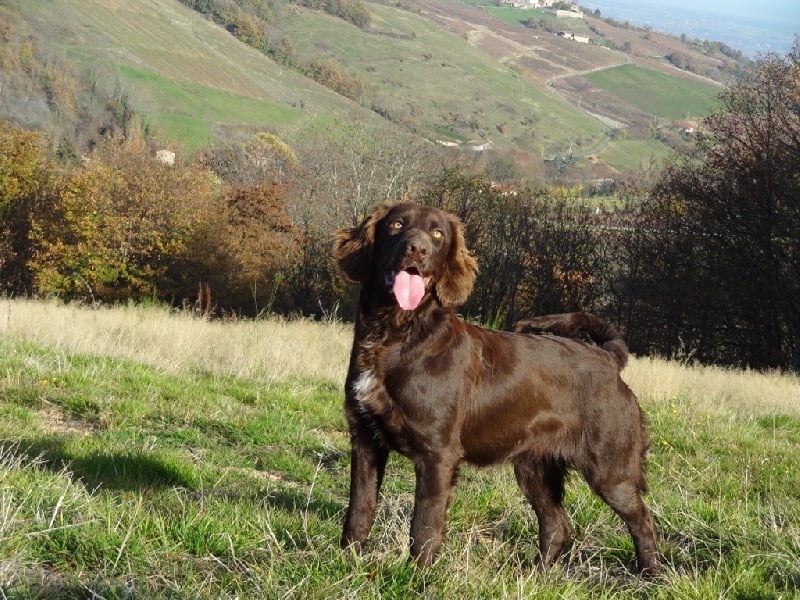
[{"left": 514, "top": 312, "right": 629, "bottom": 370}]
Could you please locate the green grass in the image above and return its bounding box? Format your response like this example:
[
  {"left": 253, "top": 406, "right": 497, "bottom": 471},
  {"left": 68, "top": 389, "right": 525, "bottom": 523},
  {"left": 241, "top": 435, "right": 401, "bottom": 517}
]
[
  {"left": 1, "top": 300, "right": 799, "bottom": 597},
  {"left": 117, "top": 66, "right": 304, "bottom": 152},
  {"left": 477, "top": 5, "right": 548, "bottom": 28},
  {"left": 585, "top": 64, "right": 720, "bottom": 121},
  {"left": 599, "top": 138, "right": 674, "bottom": 171}
]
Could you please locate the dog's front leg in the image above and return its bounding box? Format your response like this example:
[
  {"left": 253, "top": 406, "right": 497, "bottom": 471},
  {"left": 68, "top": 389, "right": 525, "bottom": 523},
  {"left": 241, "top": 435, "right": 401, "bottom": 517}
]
[
  {"left": 341, "top": 426, "right": 389, "bottom": 555},
  {"left": 409, "top": 455, "right": 459, "bottom": 566}
]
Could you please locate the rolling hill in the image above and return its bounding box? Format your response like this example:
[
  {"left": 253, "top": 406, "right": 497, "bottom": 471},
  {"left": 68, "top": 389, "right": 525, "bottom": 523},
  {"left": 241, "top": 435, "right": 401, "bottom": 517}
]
[
  {"left": 1, "top": 0, "right": 729, "bottom": 175},
  {"left": 6, "top": 0, "right": 395, "bottom": 153}
]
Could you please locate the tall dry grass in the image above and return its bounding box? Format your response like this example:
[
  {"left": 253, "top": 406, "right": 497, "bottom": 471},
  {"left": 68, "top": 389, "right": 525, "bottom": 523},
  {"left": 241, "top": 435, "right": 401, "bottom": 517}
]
[
  {"left": 2, "top": 298, "right": 797, "bottom": 415},
  {"left": 0, "top": 298, "right": 351, "bottom": 384},
  {"left": 627, "top": 355, "right": 800, "bottom": 416}
]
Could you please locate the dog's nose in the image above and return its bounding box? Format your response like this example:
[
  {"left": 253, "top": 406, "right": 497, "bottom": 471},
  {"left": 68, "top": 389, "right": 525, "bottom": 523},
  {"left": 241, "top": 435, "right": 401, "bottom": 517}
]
[{"left": 406, "top": 240, "right": 428, "bottom": 257}]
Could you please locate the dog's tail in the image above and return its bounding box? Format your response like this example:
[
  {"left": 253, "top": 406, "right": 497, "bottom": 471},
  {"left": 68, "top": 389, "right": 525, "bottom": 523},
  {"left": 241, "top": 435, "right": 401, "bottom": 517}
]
[{"left": 514, "top": 312, "right": 629, "bottom": 369}]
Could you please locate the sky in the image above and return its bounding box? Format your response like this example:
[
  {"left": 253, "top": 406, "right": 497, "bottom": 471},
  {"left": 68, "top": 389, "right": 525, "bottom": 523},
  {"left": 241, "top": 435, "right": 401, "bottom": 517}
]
[{"left": 578, "top": 0, "right": 798, "bottom": 56}]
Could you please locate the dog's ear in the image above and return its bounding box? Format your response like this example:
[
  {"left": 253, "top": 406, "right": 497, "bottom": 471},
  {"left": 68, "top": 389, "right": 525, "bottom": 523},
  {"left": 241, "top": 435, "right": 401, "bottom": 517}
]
[
  {"left": 333, "top": 203, "right": 392, "bottom": 284},
  {"left": 436, "top": 214, "right": 478, "bottom": 307}
]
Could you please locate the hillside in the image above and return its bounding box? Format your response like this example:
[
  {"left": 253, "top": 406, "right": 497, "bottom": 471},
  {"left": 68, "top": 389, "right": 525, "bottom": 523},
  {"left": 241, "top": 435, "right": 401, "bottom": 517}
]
[
  {"left": 0, "top": 0, "right": 732, "bottom": 175},
  {"left": 2, "top": 0, "right": 397, "bottom": 153}
]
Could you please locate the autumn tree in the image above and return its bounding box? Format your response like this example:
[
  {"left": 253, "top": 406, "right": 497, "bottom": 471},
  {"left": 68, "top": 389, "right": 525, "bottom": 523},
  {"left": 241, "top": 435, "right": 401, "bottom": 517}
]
[
  {"left": 203, "top": 132, "right": 298, "bottom": 187},
  {"left": 419, "top": 166, "right": 603, "bottom": 327},
  {"left": 202, "top": 182, "right": 303, "bottom": 315},
  {"left": 30, "top": 131, "right": 220, "bottom": 303},
  {"left": 0, "top": 121, "right": 49, "bottom": 295}
]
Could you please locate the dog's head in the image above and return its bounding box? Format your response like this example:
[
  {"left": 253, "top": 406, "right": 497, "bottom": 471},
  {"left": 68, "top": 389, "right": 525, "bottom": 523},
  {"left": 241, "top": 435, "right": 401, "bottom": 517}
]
[{"left": 333, "top": 202, "right": 478, "bottom": 310}]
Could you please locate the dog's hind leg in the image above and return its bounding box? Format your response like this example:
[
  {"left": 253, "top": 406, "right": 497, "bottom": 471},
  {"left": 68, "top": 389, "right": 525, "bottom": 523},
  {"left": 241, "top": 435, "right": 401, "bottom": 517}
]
[
  {"left": 589, "top": 477, "right": 659, "bottom": 574},
  {"left": 514, "top": 459, "right": 572, "bottom": 567}
]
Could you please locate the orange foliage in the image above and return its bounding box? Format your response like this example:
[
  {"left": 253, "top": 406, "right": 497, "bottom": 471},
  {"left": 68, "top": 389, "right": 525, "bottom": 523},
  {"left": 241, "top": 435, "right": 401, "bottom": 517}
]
[
  {"left": 200, "top": 182, "right": 303, "bottom": 313},
  {"left": 30, "top": 134, "right": 220, "bottom": 302}
]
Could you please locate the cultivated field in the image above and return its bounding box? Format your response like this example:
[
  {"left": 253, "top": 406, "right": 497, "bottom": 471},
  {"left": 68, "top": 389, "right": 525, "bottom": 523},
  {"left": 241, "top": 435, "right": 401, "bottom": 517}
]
[
  {"left": 583, "top": 64, "right": 719, "bottom": 121},
  {"left": 1, "top": 299, "right": 798, "bottom": 598}
]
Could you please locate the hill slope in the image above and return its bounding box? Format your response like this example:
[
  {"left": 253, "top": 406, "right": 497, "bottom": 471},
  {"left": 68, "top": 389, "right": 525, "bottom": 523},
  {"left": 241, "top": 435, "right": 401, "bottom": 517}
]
[
  {"left": 7, "top": 0, "right": 395, "bottom": 152},
  {"left": 2, "top": 0, "right": 727, "bottom": 173}
]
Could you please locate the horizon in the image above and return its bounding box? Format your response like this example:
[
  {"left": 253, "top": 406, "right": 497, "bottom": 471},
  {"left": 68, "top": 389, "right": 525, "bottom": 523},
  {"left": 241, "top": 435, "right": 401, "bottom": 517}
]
[{"left": 579, "top": 0, "right": 798, "bottom": 57}]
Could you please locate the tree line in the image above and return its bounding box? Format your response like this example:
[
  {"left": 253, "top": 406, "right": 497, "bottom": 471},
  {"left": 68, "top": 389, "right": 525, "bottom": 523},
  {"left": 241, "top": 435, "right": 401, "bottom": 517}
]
[{"left": 2, "top": 44, "right": 798, "bottom": 371}]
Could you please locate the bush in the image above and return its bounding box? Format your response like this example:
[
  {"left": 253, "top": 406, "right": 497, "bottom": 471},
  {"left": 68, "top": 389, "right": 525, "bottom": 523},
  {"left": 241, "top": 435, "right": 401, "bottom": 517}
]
[{"left": 29, "top": 133, "right": 220, "bottom": 303}]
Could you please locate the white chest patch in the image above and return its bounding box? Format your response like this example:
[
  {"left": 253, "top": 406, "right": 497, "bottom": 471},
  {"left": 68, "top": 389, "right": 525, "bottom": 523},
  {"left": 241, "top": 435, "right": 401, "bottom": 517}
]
[{"left": 352, "top": 369, "right": 380, "bottom": 410}]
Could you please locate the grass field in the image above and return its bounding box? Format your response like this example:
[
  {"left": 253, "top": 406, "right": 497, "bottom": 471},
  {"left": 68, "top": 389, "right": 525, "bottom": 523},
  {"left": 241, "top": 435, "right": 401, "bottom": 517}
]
[
  {"left": 117, "top": 66, "right": 306, "bottom": 152},
  {"left": 467, "top": 3, "right": 550, "bottom": 29},
  {"left": 1, "top": 299, "right": 799, "bottom": 598},
  {"left": 598, "top": 138, "right": 674, "bottom": 172},
  {"left": 584, "top": 64, "right": 720, "bottom": 121}
]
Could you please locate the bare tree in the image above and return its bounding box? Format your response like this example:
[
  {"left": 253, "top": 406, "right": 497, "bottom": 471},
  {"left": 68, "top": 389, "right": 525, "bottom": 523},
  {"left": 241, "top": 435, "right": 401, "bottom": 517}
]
[{"left": 617, "top": 42, "right": 800, "bottom": 369}]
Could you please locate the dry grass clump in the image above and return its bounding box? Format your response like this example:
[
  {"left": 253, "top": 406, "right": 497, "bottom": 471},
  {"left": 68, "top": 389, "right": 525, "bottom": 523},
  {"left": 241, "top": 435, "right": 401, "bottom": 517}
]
[{"left": 626, "top": 354, "right": 800, "bottom": 416}]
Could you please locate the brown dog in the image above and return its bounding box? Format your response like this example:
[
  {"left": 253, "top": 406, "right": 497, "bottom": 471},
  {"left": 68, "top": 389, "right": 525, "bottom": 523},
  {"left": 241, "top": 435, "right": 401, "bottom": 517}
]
[{"left": 333, "top": 202, "right": 658, "bottom": 573}]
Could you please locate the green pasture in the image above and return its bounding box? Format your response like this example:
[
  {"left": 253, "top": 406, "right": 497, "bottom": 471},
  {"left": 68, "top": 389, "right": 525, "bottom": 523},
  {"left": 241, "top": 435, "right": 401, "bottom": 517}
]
[
  {"left": 117, "top": 66, "right": 305, "bottom": 152},
  {"left": 585, "top": 64, "right": 720, "bottom": 121},
  {"left": 599, "top": 138, "right": 674, "bottom": 172},
  {"left": 0, "top": 301, "right": 798, "bottom": 598}
]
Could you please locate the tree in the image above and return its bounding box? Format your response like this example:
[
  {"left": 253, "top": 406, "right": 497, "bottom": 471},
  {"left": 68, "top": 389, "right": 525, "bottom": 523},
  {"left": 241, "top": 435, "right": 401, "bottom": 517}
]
[
  {"left": 419, "top": 167, "right": 603, "bottom": 327},
  {"left": 287, "top": 122, "right": 441, "bottom": 318},
  {"left": 203, "top": 132, "right": 298, "bottom": 187},
  {"left": 30, "top": 132, "right": 220, "bottom": 303},
  {"left": 211, "top": 182, "right": 303, "bottom": 315},
  {"left": 0, "top": 121, "right": 48, "bottom": 295},
  {"left": 624, "top": 42, "right": 800, "bottom": 369}
]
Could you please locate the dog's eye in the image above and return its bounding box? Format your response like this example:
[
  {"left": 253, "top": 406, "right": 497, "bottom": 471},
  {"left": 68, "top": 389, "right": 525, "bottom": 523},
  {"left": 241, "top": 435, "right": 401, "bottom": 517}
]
[
  {"left": 390, "top": 219, "right": 404, "bottom": 230},
  {"left": 431, "top": 228, "right": 444, "bottom": 239}
]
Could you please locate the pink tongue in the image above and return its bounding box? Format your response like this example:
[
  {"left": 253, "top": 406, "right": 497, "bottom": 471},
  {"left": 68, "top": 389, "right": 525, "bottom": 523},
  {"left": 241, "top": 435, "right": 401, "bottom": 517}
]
[{"left": 393, "top": 270, "right": 426, "bottom": 310}]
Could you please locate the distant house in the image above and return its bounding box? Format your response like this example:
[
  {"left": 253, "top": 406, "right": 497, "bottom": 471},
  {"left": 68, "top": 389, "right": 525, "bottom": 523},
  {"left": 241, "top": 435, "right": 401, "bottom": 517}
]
[
  {"left": 590, "top": 177, "right": 615, "bottom": 194},
  {"left": 557, "top": 31, "right": 590, "bottom": 44},
  {"left": 156, "top": 149, "right": 176, "bottom": 165},
  {"left": 500, "top": 0, "right": 553, "bottom": 8},
  {"left": 555, "top": 7, "right": 584, "bottom": 19}
]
